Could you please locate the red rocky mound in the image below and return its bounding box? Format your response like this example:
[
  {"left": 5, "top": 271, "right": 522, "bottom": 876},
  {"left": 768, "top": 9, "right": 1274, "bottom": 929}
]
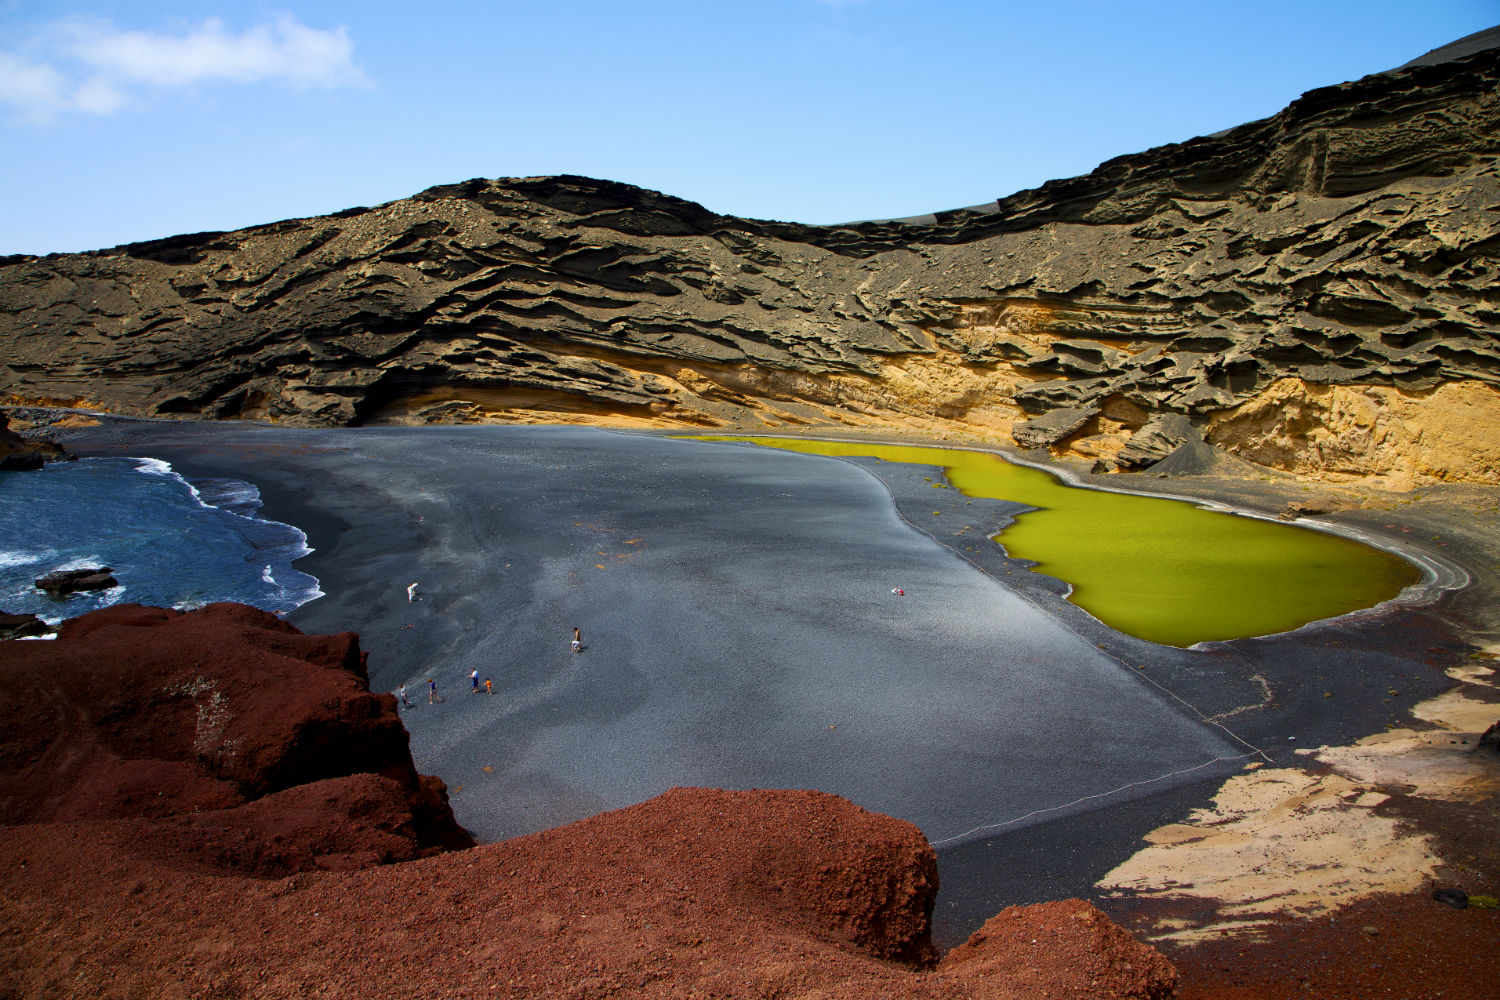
[
  {"left": 0, "top": 603, "right": 1174, "bottom": 999},
  {"left": 0, "top": 602, "right": 470, "bottom": 871}
]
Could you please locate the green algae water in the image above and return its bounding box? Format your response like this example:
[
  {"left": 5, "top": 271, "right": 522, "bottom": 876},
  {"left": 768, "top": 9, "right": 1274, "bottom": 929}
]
[{"left": 697, "top": 437, "right": 1422, "bottom": 648}]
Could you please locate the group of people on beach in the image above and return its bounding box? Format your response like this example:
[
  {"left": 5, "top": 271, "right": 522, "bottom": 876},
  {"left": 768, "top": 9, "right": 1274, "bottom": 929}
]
[
  {"left": 398, "top": 670, "right": 493, "bottom": 706},
  {"left": 394, "top": 623, "right": 584, "bottom": 709}
]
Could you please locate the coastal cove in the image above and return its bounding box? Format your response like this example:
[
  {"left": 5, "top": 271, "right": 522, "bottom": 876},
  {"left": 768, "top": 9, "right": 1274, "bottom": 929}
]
[
  {"left": 0, "top": 455, "right": 321, "bottom": 625},
  {"left": 4, "top": 26, "right": 1498, "bottom": 993},
  {"left": 42, "top": 416, "right": 1486, "bottom": 948},
  {"left": 695, "top": 436, "right": 1430, "bottom": 647}
]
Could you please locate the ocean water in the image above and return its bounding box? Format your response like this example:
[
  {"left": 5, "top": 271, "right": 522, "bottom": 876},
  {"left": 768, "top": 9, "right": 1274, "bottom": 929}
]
[{"left": 0, "top": 456, "right": 322, "bottom": 626}]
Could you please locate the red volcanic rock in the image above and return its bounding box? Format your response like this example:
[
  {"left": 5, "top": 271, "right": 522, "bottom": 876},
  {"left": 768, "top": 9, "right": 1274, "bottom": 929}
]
[
  {"left": 0, "top": 602, "right": 1177, "bottom": 999},
  {"left": 1166, "top": 891, "right": 1499, "bottom": 1000},
  {"left": 510, "top": 785, "right": 940, "bottom": 965},
  {"left": 941, "top": 899, "right": 1177, "bottom": 999},
  {"left": 0, "top": 784, "right": 1176, "bottom": 1000},
  {"left": 0, "top": 602, "right": 471, "bottom": 867}
]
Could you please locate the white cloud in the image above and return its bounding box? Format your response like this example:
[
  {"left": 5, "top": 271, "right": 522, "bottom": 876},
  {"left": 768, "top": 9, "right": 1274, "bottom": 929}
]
[
  {"left": 65, "top": 15, "right": 366, "bottom": 88},
  {"left": 0, "top": 51, "right": 70, "bottom": 117},
  {"left": 70, "top": 75, "right": 129, "bottom": 116},
  {"left": 0, "top": 14, "right": 369, "bottom": 121}
]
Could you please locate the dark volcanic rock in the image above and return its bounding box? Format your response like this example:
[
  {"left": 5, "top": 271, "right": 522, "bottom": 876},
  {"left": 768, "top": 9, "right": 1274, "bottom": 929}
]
[
  {"left": 1, "top": 43, "right": 1497, "bottom": 484},
  {"left": 0, "top": 610, "right": 52, "bottom": 640},
  {"left": 34, "top": 567, "right": 117, "bottom": 595},
  {"left": 0, "top": 410, "right": 67, "bottom": 470},
  {"left": 1116, "top": 414, "right": 1199, "bottom": 469},
  {"left": 1013, "top": 404, "right": 1100, "bottom": 449},
  {"left": 1431, "top": 887, "right": 1470, "bottom": 909},
  {"left": 1142, "top": 437, "right": 1258, "bottom": 478}
]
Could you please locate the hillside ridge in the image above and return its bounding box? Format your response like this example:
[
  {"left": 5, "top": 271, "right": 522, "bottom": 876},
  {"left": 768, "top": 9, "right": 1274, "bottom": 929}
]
[{"left": 2, "top": 44, "right": 1497, "bottom": 487}]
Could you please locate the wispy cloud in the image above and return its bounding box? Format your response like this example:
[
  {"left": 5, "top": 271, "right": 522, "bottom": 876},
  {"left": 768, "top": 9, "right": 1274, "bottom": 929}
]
[{"left": 0, "top": 14, "right": 369, "bottom": 121}]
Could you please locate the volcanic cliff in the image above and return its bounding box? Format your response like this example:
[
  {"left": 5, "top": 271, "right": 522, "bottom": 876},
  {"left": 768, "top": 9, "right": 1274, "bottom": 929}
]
[
  {"left": 0, "top": 603, "right": 1178, "bottom": 999},
  {"left": 2, "top": 41, "right": 1498, "bottom": 487}
]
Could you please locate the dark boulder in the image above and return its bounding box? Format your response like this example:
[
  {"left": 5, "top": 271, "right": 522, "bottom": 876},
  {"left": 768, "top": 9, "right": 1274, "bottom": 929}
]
[
  {"left": 1479, "top": 720, "right": 1499, "bottom": 754},
  {"left": 0, "top": 451, "right": 44, "bottom": 471},
  {"left": 35, "top": 568, "right": 118, "bottom": 596},
  {"left": 0, "top": 611, "right": 53, "bottom": 640},
  {"left": 1117, "top": 414, "right": 1199, "bottom": 469},
  {"left": 1012, "top": 405, "right": 1099, "bottom": 449},
  {"left": 0, "top": 412, "right": 51, "bottom": 471},
  {"left": 1432, "top": 888, "right": 1469, "bottom": 909}
]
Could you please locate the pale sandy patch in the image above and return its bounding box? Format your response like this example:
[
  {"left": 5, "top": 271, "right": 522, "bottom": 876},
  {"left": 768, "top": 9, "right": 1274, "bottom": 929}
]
[
  {"left": 1097, "top": 767, "right": 1436, "bottom": 940},
  {"left": 1412, "top": 663, "right": 1498, "bottom": 731},
  {"left": 1097, "top": 655, "right": 1498, "bottom": 942}
]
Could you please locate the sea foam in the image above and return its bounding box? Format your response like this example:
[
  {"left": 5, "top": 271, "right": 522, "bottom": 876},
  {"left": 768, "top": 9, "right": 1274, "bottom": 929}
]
[{"left": 0, "top": 456, "right": 323, "bottom": 623}]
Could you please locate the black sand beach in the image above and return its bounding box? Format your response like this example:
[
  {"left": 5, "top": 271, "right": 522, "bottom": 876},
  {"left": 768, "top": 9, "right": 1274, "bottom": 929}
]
[{"left": 57, "top": 418, "right": 1490, "bottom": 946}]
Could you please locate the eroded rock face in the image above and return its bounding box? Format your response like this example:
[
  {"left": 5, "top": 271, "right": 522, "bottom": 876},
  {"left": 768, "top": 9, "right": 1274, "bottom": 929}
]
[
  {"left": 1205, "top": 378, "right": 1500, "bottom": 490},
  {"left": 0, "top": 602, "right": 472, "bottom": 870},
  {"left": 2, "top": 47, "right": 1496, "bottom": 484}
]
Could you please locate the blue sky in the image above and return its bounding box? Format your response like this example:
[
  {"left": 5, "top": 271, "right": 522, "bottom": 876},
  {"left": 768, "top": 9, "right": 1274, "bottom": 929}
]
[{"left": 2, "top": 1, "right": 1495, "bottom": 255}]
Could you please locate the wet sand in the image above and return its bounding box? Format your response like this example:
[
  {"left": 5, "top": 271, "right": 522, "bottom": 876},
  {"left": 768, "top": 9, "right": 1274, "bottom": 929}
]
[{"left": 57, "top": 417, "right": 1496, "bottom": 947}]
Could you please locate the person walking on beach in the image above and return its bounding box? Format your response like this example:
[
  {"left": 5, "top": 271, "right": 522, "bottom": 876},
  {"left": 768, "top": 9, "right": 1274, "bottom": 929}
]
[
  {"left": 470, "top": 668, "right": 479, "bottom": 693},
  {"left": 399, "top": 684, "right": 411, "bottom": 707},
  {"left": 571, "top": 627, "right": 582, "bottom": 654},
  {"left": 407, "top": 582, "right": 419, "bottom": 602},
  {"left": 428, "top": 678, "right": 438, "bottom": 703},
  {"left": 484, "top": 677, "right": 493, "bottom": 695}
]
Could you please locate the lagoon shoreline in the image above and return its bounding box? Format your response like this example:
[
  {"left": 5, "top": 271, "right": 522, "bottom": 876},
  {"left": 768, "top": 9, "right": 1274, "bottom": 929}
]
[{"left": 41, "top": 413, "right": 1499, "bottom": 953}]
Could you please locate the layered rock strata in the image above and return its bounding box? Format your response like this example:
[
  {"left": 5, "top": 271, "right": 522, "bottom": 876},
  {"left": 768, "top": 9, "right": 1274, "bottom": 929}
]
[{"left": 1, "top": 46, "right": 1496, "bottom": 486}]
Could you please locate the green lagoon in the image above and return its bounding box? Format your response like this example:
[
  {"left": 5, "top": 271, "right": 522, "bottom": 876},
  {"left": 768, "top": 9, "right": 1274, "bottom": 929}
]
[{"left": 699, "top": 437, "right": 1422, "bottom": 648}]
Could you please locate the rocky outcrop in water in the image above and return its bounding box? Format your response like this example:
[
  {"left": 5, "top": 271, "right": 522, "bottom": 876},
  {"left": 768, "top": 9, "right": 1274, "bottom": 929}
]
[
  {"left": 1, "top": 43, "right": 1496, "bottom": 486},
  {"left": 0, "top": 610, "right": 51, "bottom": 639},
  {"left": 34, "top": 566, "right": 116, "bottom": 596}
]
